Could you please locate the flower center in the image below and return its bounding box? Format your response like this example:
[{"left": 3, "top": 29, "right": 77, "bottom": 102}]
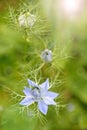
[{"left": 32, "top": 88, "right": 41, "bottom": 101}]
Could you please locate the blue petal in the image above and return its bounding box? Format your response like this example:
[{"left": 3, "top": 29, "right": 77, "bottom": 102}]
[
  {"left": 28, "top": 79, "right": 37, "bottom": 87},
  {"left": 47, "top": 91, "right": 59, "bottom": 99},
  {"left": 40, "top": 79, "right": 49, "bottom": 91},
  {"left": 23, "top": 87, "right": 32, "bottom": 96},
  {"left": 20, "top": 97, "right": 34, "bottom": 106},
  {"left": 38, "top": 100, "right": 48, "bottom": 115},
  {"left": 43, "top": 97, "right": 56, "bottom": 105}
]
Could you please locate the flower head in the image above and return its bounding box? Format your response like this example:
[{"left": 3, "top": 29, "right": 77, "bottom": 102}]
[
  {"left": 20, "top": 79, "right": 58, "bottom": 115},
  {"left": 18, "top": 12, "right": 36, "bottom": 27},
  {"left": 41, "top": 49, "right": 52, "bottom": 63}
]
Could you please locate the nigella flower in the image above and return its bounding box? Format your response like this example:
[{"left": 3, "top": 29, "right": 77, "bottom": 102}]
[
  {"left": 20, "top": 79, "right": 58, "bottom": 115},
  {"left": 18, "top": 12, "right": 36, "bottom": 27},
  {"left": 41, "top": 49, "right": 52, "bottom": 63}
]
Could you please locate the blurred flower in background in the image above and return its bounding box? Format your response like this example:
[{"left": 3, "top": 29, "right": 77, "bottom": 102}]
[{"left": 18, "top": 12, "right": 36, "bottom": 27}]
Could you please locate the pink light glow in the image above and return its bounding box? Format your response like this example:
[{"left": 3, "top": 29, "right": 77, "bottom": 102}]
[{"left": 58, "top": 0, "right": 84, "bottom": 19}]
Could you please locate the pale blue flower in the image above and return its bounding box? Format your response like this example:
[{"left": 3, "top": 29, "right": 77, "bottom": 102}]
[{"left": 20, "top": 79, "right": 58, "bottom": 115}]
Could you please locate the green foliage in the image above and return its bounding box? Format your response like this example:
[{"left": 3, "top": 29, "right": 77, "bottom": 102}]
[{"left": 0, "top": 0, "right": 87, "bottom": 130}]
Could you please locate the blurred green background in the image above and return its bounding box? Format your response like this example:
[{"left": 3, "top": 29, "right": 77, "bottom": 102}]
[{"left": 0, "top": 0, "right": 87, "bottom": 130}]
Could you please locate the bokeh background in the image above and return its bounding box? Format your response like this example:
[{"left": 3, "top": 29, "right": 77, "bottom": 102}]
[{"left": 0, "top": 0, "right": 87, "bottom": 130}]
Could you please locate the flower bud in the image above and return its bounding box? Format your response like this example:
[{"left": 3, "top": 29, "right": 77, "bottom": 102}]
[{"left": 41, "top": 49, "right": 52, "bottom": 63}]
